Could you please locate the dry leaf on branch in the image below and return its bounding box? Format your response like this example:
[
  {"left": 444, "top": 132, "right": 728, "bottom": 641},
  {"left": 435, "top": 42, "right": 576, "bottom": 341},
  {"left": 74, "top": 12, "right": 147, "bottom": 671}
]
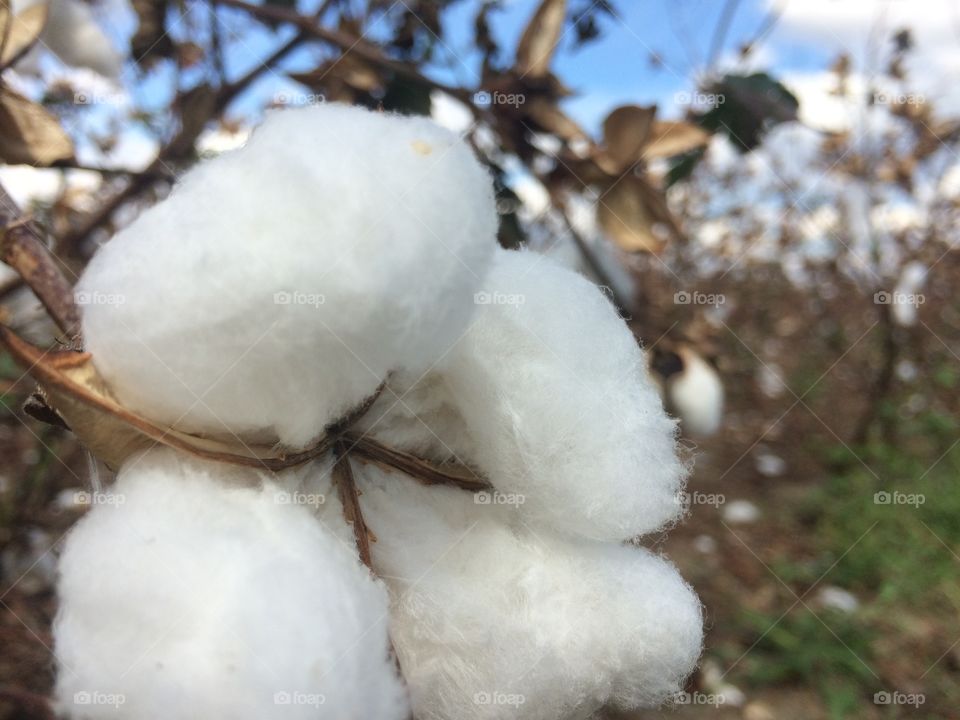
[
  {"left": 0, "top": 3, "right": 47, "bottom": 69},
  {"left": 597, "top": 174, "right": 678, "bottom": 254},
  {"left": 0, "top": 85, "right": 74, "bottom": 165},
  {"left": 515, "top": 0, "right": 567, "bottom": 78}
]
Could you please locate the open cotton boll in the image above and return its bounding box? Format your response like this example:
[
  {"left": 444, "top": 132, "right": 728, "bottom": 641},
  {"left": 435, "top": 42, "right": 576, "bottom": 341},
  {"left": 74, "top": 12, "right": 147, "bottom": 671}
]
[
  {"left": 655, "top": 346, "right": 724, "bottom": 438},
  {"left": 357, "top": 465, "right": 703, "bottom": 719},
  {"left": 76, "top": 103, "right": 497, "bottom": 449},
  {"left": 54, "top": 447, "right": 408, "bottom": 720},
  {"left": 14, "top": 0, "right": 123, "bottom": 79},
  {"left": 434, "top": 248, "right": 687, "bottom": 541}
]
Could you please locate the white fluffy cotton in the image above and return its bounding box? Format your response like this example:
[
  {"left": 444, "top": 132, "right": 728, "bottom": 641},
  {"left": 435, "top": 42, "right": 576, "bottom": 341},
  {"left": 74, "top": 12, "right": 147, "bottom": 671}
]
[
  {"left": 356, "top": 464, "right": 703, "bottom": 719},
  {"left": 54, "top": 448, "right": 408, "bottom": 720},
  {"left": 378, "top": 249, "right": 687, "bottom": 542},
  {"left": 76, "top": 103, "right": 496, "bottom": 449},
  {"left": 665, "top": 348, "right": 724, "bottom": 437},
  {"left": 14, "top": 0, "right": 123, "bottom": 78}
]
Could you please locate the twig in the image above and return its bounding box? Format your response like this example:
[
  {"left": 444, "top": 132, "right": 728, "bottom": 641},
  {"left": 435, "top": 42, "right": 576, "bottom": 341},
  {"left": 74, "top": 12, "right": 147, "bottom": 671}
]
[
  {"left": 707, "top": 0, "right": 742, "bottom": 70},
  {"left": 348, "top": 435, "right": 490, "bottom": 491},
  {"left": 0, "top": 183, "right": 80, "bottom": 337},
  {"left": 334, "top": 439, "right": 373, "bottom": 568},
  {"left": 218, "top": 0, "right": 477, "bottom": 107},
  {"left": 56, "top": 22, "right": 318, "bottom": 258},
  {"left": 551, "top": 193, "right": 635, "bottom": 317}
]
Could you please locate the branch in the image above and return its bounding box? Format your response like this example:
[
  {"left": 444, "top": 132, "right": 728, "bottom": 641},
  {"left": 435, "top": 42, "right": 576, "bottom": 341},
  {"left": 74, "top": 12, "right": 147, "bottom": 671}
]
[
  {"left": 0, "top": 183, "right": 80, "bottom": 337},
  {"left": 551, "top": 192, "right": 635, "bottom": 317},
  {"left": 217, "top": 0, "right": 477, "bottom": 107},
  {"left": 347, "top": 435, "right": 490, "bottom": 492},
  {"left": 56, "top": 22, "right": 316, "bottom": 258},
  {"left": 334, "top": 439, "right": 373, "bottom": 568}
]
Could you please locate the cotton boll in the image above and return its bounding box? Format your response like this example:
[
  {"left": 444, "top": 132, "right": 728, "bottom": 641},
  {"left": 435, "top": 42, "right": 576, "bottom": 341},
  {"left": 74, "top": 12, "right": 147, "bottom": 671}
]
[
  {"left": 652, "top": 345, "right": 724, "bottom": 437},
  {"left": 77, "top": 103, "right": 497, "bottom": 449},
  {"left": 54, "top": 447, "right": 408, "bottom": 720},
  {"left": 357, "top": 465, "right": 703, "bottom": 719},
  {"left": 14, "top": 0, "right": 123, "bottom": 79},
  {"left": 433, "top": 248, "right": 687, "bottom": 541}
]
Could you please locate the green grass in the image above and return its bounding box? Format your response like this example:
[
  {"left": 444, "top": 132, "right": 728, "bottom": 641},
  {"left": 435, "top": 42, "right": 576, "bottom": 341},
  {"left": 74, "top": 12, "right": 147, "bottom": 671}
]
[{"left": 728, "top": 407, "right": 960, "bottom": 719}]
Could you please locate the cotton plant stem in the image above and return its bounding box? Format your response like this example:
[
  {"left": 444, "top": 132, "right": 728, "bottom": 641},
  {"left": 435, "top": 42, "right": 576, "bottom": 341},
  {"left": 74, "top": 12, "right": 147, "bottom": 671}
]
[
  {"left": 347, "top": 434, "right": 491, "bottom": 491},
  {"left": 0, "top": 182, "right": 80, "bottom": 337},
  {"left": 334, "top": 439, "right": 374, "bottom": 568}
]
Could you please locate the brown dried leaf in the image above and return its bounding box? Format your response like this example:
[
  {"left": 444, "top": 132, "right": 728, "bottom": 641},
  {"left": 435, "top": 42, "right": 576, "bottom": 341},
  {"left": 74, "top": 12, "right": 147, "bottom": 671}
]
[
  {"left": 0, "top": 86, "right": 73, "bottom": 166},
  {"left": 526, "top": 96, "right": 587, "bottom": 142},
  {"left": 515, "top": 0, "right": 566, "bottom": 78},
  {"left": 597, "top": 175, "right": 677, "bottom": 253},
  {"left": 0, "top": 4, "right": 47, "bottom": 69},
  {"left": 601, "top": 105, "right": 656, "bottom": 172},
  {"left": 642, "top": 120, "right": 710, "bottom": 160},
  {"left": 0, "top": 325, "right": 336, "bottom": 470}
]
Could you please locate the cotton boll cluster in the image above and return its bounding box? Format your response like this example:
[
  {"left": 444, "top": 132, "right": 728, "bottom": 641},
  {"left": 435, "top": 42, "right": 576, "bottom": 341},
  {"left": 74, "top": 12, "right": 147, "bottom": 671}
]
[
  {"left": 357, "top": 465, "right": 703, "bottom": 719},
  {"left": 57, "top": 104, "right": 701, "bottom": 719},
  {"left": 55, "top": 447, "right": 408, "bottom": 720},
  {"left": 77, "top": 103, "right": 496, "bottom": 449}
]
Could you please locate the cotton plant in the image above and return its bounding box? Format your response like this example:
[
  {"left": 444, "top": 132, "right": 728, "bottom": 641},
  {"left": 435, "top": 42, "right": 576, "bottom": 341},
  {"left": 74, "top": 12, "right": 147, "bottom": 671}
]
[{"left": 1, "top": 103, "right": 703, "bottom": 719}]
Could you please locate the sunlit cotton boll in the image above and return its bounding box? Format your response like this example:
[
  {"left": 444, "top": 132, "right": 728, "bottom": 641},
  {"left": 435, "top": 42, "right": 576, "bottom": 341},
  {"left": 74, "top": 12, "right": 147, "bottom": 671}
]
[
  {"left": 76, "top": 103, "right": 497, "bottom": 449},
  {"left": 427, "top": 248, "right": 688, "bottom": 541},
  {"left": 357, "top": 465, "right": 703, "bottom": 719},
  {"left": 54, "top": 447, "right": 409, "bottom": 720}
]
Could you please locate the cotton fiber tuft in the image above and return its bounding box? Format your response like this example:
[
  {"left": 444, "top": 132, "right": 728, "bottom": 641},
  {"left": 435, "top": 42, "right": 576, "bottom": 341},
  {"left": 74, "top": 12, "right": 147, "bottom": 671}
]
[{"left": 54, "top": 448, "right": 409, "bottom": 720}]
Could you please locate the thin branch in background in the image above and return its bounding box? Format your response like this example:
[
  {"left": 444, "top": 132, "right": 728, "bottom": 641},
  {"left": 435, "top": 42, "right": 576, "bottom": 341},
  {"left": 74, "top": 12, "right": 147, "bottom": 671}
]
[
  {"left": 707, "top": 0, "right": 742, "bottom": 70},
  {"left": 552, "top": 194, "right": 635, "bottom": 317}
]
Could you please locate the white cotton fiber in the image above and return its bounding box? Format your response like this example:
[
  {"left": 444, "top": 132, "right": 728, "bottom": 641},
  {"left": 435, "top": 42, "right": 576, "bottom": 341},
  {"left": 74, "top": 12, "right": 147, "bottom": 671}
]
[
  {"left": 54, "top": 447, "right": 408, "bottom": 720},
  {"left": 14, "top": 0, "right": 123, "bottom": 79},
  {"left": 429, "top": 249, "right": 688, "bottom": 541},
  {"left": 76, "top": 103, "right": 496, "bottom": 449},
  {"left": 665, "top": 347, "right": 724, "bottom": 437},
  {"left": 357, "top": 465, "right": 703, "bottom": 719}
]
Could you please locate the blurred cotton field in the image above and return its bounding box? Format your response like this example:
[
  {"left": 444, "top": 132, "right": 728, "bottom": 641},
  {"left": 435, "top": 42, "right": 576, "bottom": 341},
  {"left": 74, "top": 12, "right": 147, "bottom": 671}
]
[{"left": 0, "top": 1, "right": 958, "bottom": 719}]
